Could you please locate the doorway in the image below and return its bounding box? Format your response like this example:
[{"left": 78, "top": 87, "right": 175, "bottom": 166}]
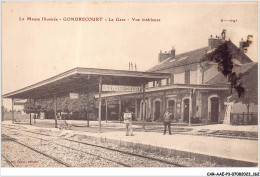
[
  {"left": 168, "top": 100, "right": 175, "bottom": 116},
  {"left": 210, "top": 97, "right": 219, "bottom": 122},
  {"left": 141, "top": 101, "right": 147, "bottom": 121},
  {"left": 183, "top": 99, "right": 189, "bottom": 122},
  {"left": 154, "top": 100, "right": 161, "bottom": 121}
]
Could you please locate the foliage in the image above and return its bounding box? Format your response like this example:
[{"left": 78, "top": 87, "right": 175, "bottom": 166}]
[
  {"left": 2, "top": 106, "right": 8, "bottom": 113},
  {"left": 24, "top": 99, "right": 53, "bottom": 114},
  {"left": 66, "top": 93, "right": 96, "bottom": 119},
  {"left": 23, "top": 93, "right": 96, "bottom": 120},
  {"left": 205, "top": 39, "right": 257, "bottom": 114},
  {"left": 230, "top": 66, "right": 258, "bottom": 114},
  {"left": 205, "top": 41, "right": 244, "bottom": 97},
  {"left": 121, "top": 100, "right": 135, "bottom": 112}
]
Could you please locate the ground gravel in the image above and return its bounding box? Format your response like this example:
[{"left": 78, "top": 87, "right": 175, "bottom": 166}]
[
  {"left": 2, "top": 141, "right": 66, "bottom": 167},
  {"left": 2, "top": 124, "right": 225, "bottom": 167}
]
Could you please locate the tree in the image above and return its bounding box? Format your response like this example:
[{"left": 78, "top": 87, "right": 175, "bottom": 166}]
[
  {"left": 230, "top": 65, "right": 258, "bottom": 116},
  {"left": 205, "top": 40, "right": 245, "bottom": 97},
  {"left": 67, "top": 93, "right": 96, "bottom": 125},
  {"left": 24, "top": 98, "right": 53, "bottom": 114},
  {"left": 24, "top": 100, "right": 33, "bottom": 114},
  {"left": 23, "top": 93, "right": 96, "bottom": 124},
  {"left": 205, "top": 39, "right": 257, "bottom": 116},
  {"left": 57, "top": 96, "right": 70, "bottom": 113}
]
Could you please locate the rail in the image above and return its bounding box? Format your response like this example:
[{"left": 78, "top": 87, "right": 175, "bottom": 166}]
[
  {"left": 2, "top": 133, "right": 71, "bottom": 167},
  {"left": 3, "top": 126, "right": 187, "bottom": 167}
]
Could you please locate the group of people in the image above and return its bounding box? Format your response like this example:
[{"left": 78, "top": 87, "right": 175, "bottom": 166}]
[{"left": 123, "top": 108, "right": 174, "bottom": 136}]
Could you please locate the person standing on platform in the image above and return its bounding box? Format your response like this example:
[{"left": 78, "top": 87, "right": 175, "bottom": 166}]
[
  {"left": 124, "top": 108, "right": 133, "bottom": 136},
  {"left": 162, "top": 108, "right": 173, "bottom": 135}
]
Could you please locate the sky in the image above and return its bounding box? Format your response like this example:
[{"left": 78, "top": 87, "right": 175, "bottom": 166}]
[{"left": 1, "top": 1, "right": 258, "bottom": 110}]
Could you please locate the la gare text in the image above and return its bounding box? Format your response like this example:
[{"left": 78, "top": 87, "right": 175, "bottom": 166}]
[{"left": 19, "top": 17, "right": 161, "bottom": 22}]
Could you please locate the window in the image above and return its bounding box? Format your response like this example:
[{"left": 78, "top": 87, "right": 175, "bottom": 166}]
[
  {"left": 161, "top": 79, "right": 167, "bottom": 86},
  {"left": 157, "top": 80, "right": 162, "bottom": 87},
  {"left": 185, "top": 70, "right": 190, "bottom": 84},
  {"left": 148, "top": 82, "right": 153, "bottom": 88},
  {"left": 171, "top": 74, "right": 174, "bottom": 84}
]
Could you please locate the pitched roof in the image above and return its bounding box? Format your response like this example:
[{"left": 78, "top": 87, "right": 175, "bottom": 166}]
[
  {"left": 147, "top": 47, "right": 209, "bottom": 72},
  {"left": 2, "top": 67, "right": 170, "bottom": 99},
  {"left": 147, "top": 40, "right": 253, "bottom": 72},
  {"left": 226, "top": 40, "right": 253, "bottom": 64},
  {"left": 205, "top": 62, "right": 257, "bottom": 85},
  {"left": 233, "top": 62, "right": 257, "bottom": 74}
]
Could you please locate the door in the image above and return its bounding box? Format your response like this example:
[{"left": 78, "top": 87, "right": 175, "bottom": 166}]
[
  {"left": 183, "top": 99, "right": 189, "bottom": 122},
  {"left": 154, "top": 101, "right": 161, "bottom": 120},
  {"left": 168, "top": 100, "right": 175, "bottom": 116},
  {"left": 141, "top": 102, "right": 147, "bottom": 121},
  {"left": 210, "top": 97, "right": 219, "bottom": 123}
]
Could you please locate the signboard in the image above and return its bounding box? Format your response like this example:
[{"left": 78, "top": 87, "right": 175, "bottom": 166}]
[
  {"left": 14, "top": 102, "right": 26, "bottom": 105},
  {"left": 70, "top": 93, "right": 79, "bottom": 99},
  {"left": 102, "top": 84, "right": 142, "bottom": 92}
]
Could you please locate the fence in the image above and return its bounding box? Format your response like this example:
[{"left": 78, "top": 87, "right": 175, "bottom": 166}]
[{"left": 230, "top": 112, "right": 258, "bottom": 125}]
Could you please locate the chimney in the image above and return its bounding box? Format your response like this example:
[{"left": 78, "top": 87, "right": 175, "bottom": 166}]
[
  {"left": 171, "top": 47, "right": 175, "bottom": 59},
  {"left": 208, "top": 34, "right": 224, "bottom": 50},
  {"left": 158, "top": 50, "right": 170, "bottom": 63},
  {"left": 158, "top": 47, "right": 175, "bottom": 63}
]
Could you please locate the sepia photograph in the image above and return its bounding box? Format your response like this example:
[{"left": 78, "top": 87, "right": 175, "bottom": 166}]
[{"left": 1, "top": 1, "right": 259, "bottom": 176}]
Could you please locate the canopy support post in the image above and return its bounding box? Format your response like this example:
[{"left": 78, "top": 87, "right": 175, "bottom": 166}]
[
  {"left": 34, "top": 99, "right": 36, "bottom": 123},
  {"left": 119, "top": 98, "right": 121, "bottom": 123},
  {"left": 142, "top": 83, "right": 146, "bottom": 131},
  {"left": 12, "top": 98, "right": 14, "bottom": 123},
  {"left": 189, "top": 89, "right": 192, "bottom": 127},
  {"left": 54, "top": 94, "right": 57, "bottom": 128},
  {"left": 134, "top": 99, "right": 137, "bottom": 121},
  {"left": 105, "top": 99, "right": 108, "bottom": 123},
  {"left": 2, "top": 99, "right": 4, "bottom": 121},
  {"left": 87, "top": 86, "right": 90, "bottom": 127},
  {"left": 98, "top": 76, "right": 102, "bottom": 132},
  {"left": 29, "top": 99, "right": 32, "bottom": 125}
]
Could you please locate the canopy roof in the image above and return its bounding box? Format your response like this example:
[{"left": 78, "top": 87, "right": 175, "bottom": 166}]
[{"left": 3, "top": 67, "right": 170, "bottom": 99}]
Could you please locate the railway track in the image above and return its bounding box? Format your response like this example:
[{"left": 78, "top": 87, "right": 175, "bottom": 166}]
[
  {"left": 2, "top": 134, "right": 71, "bottom": 167},
  {"left": 8, "top": 132, "right": 131, "bottom": 167},
  {"left": 3, "top": 129, "right": 131, "bottom": 167},
  {"left": 2, "top": 154, "right": 15, "bottom": 167},
  {"left": 65, "top": 138, "right": 186, "bottom": 167},
  {"left": 3, "top": 125, "right": 187, "bottom": 167}
]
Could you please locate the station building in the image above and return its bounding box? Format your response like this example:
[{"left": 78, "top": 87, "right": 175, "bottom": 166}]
[
  {"left": 3, "top": 32, "right": 257, "bottom": 126},
  {"left": 101, "top": 34, "right": 257, "bottom": 124}
]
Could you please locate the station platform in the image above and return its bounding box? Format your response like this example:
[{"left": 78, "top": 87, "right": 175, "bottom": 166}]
[{"left": 2, "top": 120, "right": 258, "bottom": 166}]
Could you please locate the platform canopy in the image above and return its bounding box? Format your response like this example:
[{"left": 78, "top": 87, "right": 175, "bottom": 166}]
[
  {"left": 2, "top": 67, "right": 170, "bottom": 99},
  {"left": 3, "top": 67, "right": 170, "bottom": 131}
]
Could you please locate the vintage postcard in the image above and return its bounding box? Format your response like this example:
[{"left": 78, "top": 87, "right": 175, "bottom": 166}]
[{"left": 1, "top": 1, "right": 258, "bottom": 176}]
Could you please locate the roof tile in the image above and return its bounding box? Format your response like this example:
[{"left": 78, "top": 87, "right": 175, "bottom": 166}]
[{"left": 147, "top": 47, "right": 209, "bottom": 72}]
